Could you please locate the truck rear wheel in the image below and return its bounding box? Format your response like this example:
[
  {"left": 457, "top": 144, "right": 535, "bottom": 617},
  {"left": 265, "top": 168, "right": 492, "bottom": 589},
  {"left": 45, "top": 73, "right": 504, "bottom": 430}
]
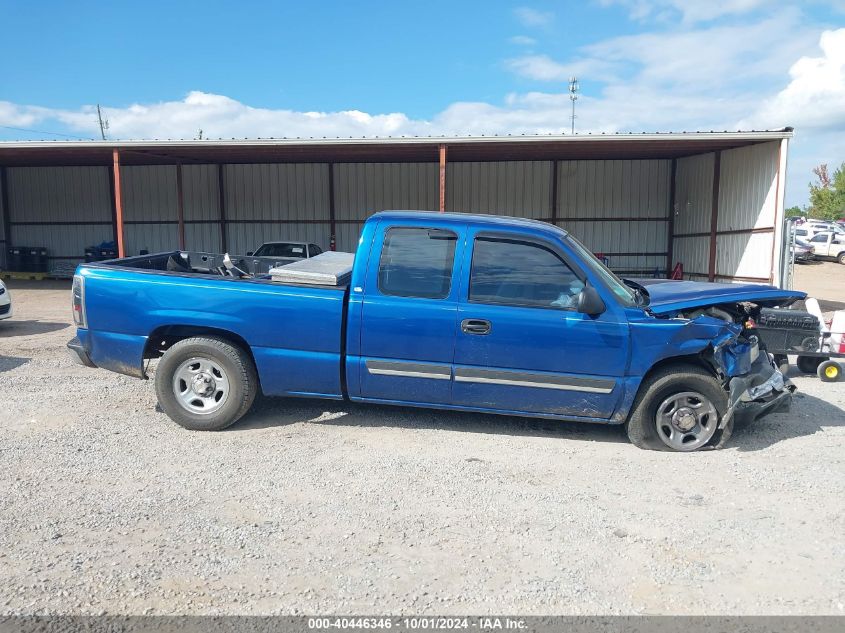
[
  {"left": 626, "top": 364, "right": 730, "bottom": 452},
  {"left": 155, "top": 337, "right": 257, "bottom": 431}
]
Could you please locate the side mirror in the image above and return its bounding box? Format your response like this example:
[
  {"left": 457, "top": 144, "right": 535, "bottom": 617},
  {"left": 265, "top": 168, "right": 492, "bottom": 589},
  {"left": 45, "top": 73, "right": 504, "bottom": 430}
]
[
  {"left": 246, "top": 251, "right": 254, "bottom": 256},
  {"left": 577, "top": 286, "right": 605, "bottom": 316}
]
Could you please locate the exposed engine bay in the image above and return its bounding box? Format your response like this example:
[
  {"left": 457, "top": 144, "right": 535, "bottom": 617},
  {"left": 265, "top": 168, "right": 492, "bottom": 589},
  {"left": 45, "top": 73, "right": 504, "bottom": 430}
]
[{"left": 664, "top": 299, "right": 802, "bottom": 428}]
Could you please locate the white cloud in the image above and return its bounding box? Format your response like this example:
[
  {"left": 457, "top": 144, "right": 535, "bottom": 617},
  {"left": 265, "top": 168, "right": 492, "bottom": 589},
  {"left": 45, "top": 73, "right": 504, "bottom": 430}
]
[
  {"left": 509, "top": 35, "right": 537, "bottom": 46},
  {"left": 509, "top": 9, "right": 816, "bottom": 90},
  {"left": 598, "top": 0, "right": 772, "bottom": 24},
  {"left": 514, "top": 7, "right": 553, "bottom": 27},
  {"left": 505, "top": 54, "right": 606, "bottom": 81},
  {"left": 0, "top": 92, "right": 433, "bottom": 140},
  {"left": 742, "top": 28, "right": 845, "bottom": 131}
]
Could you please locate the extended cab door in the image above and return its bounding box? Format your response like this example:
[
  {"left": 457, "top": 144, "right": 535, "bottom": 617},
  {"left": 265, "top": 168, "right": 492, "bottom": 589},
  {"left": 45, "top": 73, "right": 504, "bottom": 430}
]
[
  {"left": 356, "top": 221, "right": 465, "bottom": 405},
  {"left": 451, "top": 229, "right": 628, "bottom": 420}
]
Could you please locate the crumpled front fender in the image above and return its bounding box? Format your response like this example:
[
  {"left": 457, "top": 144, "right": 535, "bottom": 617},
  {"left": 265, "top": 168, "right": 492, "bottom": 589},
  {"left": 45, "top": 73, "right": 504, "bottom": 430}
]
[{"left": 723, "top": 352, "right": 795, "bottom": 428}]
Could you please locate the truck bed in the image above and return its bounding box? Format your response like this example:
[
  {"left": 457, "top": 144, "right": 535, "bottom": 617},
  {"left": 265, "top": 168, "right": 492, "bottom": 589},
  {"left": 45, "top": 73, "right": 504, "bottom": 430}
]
[
  {"left": 76, "top": 251, "right": 349, "bottom": 398},
  {"left": 103, "top": 250, "right": 351, "bottom": 289}
]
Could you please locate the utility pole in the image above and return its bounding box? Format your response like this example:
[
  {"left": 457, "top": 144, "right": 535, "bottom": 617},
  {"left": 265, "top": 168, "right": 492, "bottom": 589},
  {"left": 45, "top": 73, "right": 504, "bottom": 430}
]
[
  {"left": 96, "top": 104, "right": 109, "bottom": 140},
  {"left": 569, "top": 77, "right": 579, "bottom": 135}
]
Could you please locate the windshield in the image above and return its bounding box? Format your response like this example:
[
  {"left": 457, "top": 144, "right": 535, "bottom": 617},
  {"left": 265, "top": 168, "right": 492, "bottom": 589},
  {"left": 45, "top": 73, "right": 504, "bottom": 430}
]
[
  {"left": 254, "top": 243, "right": 307, "bottom": 258},
  {"left": 564, "top": 234, "right": 638, "bottom": 307}
]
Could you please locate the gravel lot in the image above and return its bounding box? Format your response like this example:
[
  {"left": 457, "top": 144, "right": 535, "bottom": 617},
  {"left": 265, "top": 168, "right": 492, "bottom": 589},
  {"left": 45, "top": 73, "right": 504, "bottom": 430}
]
[{"left": 0, "top": 278, "right": 843, "bottom": 616}]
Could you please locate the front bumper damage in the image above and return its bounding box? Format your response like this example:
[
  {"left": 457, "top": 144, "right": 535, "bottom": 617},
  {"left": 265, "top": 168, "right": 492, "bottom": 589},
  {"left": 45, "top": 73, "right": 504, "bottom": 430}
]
[{"left": 723, "top": 348, "right": 794, "bottom": 428}]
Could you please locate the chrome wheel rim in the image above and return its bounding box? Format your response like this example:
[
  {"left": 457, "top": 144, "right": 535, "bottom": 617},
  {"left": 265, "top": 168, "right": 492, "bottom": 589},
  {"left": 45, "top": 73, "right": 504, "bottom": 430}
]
[
  {"left": 655, "top": 391, "right": 718, "bottom": 451},
  {"left": 172, "top": 357, "right": 230, "bottom": 415}
]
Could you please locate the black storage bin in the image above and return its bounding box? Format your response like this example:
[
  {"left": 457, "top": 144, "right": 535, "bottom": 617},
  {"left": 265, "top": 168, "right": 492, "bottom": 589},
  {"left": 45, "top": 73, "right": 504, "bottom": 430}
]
[
  {"left": 755, "top": 308, "right": 821, "bottom": 353},
  {"left": 30, "top": 247, "right": 49, "bottom": 273},
  {"left": 98, "top": 247, "right": 118, "bottom": 260},
  {"left": 6, "top": 246, "right": 24, "bottom": 271},
  {"left": 84, "top": 247, "right": 99, "bottom": 263}
]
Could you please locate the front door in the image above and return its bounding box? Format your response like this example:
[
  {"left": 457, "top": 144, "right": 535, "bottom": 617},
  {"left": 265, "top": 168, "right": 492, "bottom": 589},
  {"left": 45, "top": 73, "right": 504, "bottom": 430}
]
[
  {"left": 358, "top": 223, "right": 464, "bottom": 406},
  {"left": 451, "top": 231, "right": 628, "bottom": 420}
]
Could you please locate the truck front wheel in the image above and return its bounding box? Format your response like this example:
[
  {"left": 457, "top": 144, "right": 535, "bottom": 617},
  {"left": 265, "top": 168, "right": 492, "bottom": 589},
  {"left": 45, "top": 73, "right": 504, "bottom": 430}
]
[
  {"left": 626, "top": 365, "right": 731, "bottom": 451},
  {"left": 155, "top": 337, "right": 257, "bottom": 431}
]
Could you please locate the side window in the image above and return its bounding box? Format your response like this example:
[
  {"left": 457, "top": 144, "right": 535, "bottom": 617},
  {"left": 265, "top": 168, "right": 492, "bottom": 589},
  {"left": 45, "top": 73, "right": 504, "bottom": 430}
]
[
  {"left": 470, "top": 237, "right": 582, "bottom": 309},
  {"left": 810, "top": 234, "right": 828, "bottom": 243},
  {"left": 377, "top": 227, "right": 457, "bottom": 299}
]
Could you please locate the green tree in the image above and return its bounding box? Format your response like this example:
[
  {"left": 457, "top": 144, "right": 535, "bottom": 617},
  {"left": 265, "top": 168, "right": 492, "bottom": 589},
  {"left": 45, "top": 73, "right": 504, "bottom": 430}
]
[
  {"left": 785, "top": 205, "right": 803, "bottom": 218},
  {"left": 808, "top": 162, "right": 845, "bottom": 220}
]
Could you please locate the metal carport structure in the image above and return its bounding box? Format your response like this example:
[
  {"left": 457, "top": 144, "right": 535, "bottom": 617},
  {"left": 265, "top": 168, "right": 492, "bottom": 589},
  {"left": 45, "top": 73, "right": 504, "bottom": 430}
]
[{"left": 0, "top": 129, "right": 792, "bottom": 285}]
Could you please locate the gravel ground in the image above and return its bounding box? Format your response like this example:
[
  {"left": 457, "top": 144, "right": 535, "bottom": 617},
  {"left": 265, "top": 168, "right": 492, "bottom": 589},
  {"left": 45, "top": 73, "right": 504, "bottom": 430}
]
[{"left": 0, "top": 280, "right": 844, "bottom": 616}]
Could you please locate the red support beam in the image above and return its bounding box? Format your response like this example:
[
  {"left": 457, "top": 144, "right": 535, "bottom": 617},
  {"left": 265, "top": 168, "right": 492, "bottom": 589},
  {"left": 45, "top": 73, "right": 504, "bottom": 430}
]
[
  {"left": 217, "top": 164, "right": 228, "bottom": 252},
  {"left": 438, "top": 144, "right": 447, "bottom": 212},
  {"left": 666, "top": 158, "right": 677, "bottom": 277},
  {"left": 328, "top": 162, "right": 336, "bottom": 250},
  {"left": 175, "top": 163, "right": 186, "bottom": 250},
  {"left": 0, "top": 167, "right": 11, "bottom": 257},
  {"left": 708, "top": 150, "right": 721, "bottom": 282},
  {"left": 112, "top": 149, "right": 126, "bottom": 258}
]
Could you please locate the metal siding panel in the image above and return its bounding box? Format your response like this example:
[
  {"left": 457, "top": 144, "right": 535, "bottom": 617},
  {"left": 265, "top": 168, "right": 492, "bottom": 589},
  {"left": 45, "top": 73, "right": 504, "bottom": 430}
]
[
  {"left": 124, "top": 224, "right": 177, "bottom": 257},
  {"left": 7, "top": 166, "right": 112, "bottom": 223},
  {"left": 184, "top": 223, "right": 222, "bottom": 253},
  {"left": 182, "top": 164, "right": 219, "bottom": 222},
  {"left": 674, "top": 153, "right": 714, "bottom": 235},
  {"left": 673, "top": 236, "right": 710, "bottom": 276},
  {"left": 122, "top": 166, "right": 177, "bottom": 222},
  {"left": 716, "top": 233, "right": 773, "bottom": 279},
  {"left": 556, "top": 159, "right": 670, "bottom": 219},
  {"left": 446, "top": 161, "right": 551, "bottom": 217},
  {"left": 336, "top": 222, "right": 364, "bottom": 253},
  {"left": 334, "top": 162, "right": 437, "bottom": 222},
  {"left": 717, "top": 141, "right": 778, "bottom": 231},
  {"left": 224, "top": 163, "right": 330, "bottom": 223}
]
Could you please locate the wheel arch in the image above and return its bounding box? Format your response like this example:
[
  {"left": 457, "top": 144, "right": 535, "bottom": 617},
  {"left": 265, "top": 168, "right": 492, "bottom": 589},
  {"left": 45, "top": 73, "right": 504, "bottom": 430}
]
[
  {"left": 623, "top": 353, "right": 720, "bottom": 422},
  {"left": 643, "top": 353, "right": 717, "bottom": 381},
  {"left": 144, "top": 325, "right": 259, "bottom": 384}
]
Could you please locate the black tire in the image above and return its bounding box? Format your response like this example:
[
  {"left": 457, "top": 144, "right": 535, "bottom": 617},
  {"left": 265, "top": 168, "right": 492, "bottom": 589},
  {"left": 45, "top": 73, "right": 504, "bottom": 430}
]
[
  {"left": 817, "top": 360, "right": 842, "bottom": 382},
  {"left": 772, "top": 354, "right": 789, "bottom": 375},
  {"left": 626, "top": 364, "right": 731, "bottom": 452},
  {"left": 837, "top": 252, "right": 845, "bottom": 265},
  {"left": 155, "top": 336, "right": 257, "bottom": 431},
  {"left": 796, "top": 355, "right": 825, "bottom": 374}
]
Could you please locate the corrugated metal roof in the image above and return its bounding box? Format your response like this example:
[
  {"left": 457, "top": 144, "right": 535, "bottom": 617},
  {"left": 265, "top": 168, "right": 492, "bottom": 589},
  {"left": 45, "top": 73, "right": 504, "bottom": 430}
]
[
  {"left": 0, "top": 129, "right": 793, "bottom": 167},
  {"left": 0, "top": 129, "right": 794, "bottom": 145}
]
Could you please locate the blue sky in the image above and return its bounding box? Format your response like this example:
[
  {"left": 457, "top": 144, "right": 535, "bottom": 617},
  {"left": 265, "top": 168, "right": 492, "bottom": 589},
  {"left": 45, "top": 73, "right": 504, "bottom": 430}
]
[{"left": 1, "top": 0, "right": 844, "bottom": 207}]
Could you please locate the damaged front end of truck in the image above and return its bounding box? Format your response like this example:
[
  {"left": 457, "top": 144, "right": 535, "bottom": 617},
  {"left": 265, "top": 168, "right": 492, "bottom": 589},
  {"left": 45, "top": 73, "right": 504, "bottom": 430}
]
[
  {"left": 627, "top": 279, "right": 805, "bottom": 430},
  {"left": 705, "top": 325, "right": 794, "bottom": 428}
]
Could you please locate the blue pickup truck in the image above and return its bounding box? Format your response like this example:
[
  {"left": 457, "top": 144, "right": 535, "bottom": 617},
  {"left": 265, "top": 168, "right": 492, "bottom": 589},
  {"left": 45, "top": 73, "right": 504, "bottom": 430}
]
[{"left": 68, "top": 211, "right": 802, "bottom": 452}]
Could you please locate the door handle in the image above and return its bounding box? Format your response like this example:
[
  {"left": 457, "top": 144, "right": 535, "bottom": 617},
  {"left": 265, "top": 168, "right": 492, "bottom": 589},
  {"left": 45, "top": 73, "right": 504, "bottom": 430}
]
[{"left": 461, "top": 318, "right": 491, "bottom": 335}]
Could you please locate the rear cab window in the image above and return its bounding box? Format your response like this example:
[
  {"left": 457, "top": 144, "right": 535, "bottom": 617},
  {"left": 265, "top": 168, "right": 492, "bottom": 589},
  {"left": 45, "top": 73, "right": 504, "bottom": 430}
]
[{"left": 377, "top": 227, "right": 458, "bottom": 299}]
